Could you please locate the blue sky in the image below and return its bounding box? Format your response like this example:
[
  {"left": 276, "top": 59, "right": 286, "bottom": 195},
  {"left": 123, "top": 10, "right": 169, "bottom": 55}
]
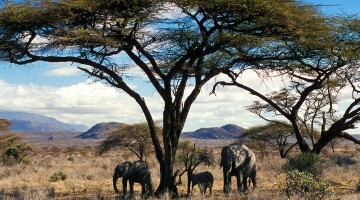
[
  {"left": 307, "top": 0, "right": 360, "bottom": 15},
  {"left": 0, "top": 1, "right": 359, "bottom": 132}
]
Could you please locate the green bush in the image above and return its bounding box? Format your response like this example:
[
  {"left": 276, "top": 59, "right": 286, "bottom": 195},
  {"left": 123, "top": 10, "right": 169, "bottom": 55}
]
[
  {"left": 67, "top": 157, "right": 74, "bottom": 161},
  {"left": 286, "top": 170, "right": 334, "bottom": 200},
  {"left": 356, "top": 180, "right": 360, "bottom": 192},
  {"left": 0, "top": 134, "right": 33, "bottom": 165},
  {"left": 284, "top": 153, "right": 325, "bottom": 178},
  {"left": 335, "top": 155, "right": 357, "bottom": 167},
  {"left": 49, "top": 171, "right": 67, "bottom": 182}
]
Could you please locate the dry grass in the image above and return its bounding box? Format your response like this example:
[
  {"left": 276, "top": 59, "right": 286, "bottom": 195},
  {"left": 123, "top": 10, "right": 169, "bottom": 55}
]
[{"left": 0, "top": 143, "right": 359, "bottom": 199}]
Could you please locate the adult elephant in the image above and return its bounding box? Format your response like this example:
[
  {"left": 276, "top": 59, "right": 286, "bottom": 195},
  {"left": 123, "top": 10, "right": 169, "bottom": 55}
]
[
  {"left": 220, "top": 143, "right": 257, "bottom": 193},
  {"left": 113, "top": 160, "right": 153, "bottom": 197}
]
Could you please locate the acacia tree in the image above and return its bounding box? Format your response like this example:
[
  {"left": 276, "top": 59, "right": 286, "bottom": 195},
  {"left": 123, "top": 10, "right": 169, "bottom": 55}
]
[
  {"left": 175, "top": 141, "right": 214, "bottom": 195},
  {"left": 212, "top": 17, "right": 360, "bottom": 154},
  {"left": 0, "top": 119, "right": 33, "bottom": 165},
  {"left": 0, "top": 0, "right": 328, "bottom": 193},
  {"left": 243, "top": 121, "right": 299, "bottom": 158},
  {"left": 98, "top": 122, "right": 162, "bottom": 161}
]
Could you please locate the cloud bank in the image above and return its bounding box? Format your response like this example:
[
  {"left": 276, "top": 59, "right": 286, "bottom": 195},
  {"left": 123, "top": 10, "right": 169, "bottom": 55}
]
[
  {"left": 0, "top": 70, "right": 279, "bottom": 131},
  {"left": 0, "top": 69, "right": 357, "bottom": 134}
]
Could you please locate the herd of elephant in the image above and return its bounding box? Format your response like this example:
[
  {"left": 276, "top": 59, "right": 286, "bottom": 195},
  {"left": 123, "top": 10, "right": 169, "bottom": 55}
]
[{"left": 113, "top": 143, "right": 257, "bottom": 197}]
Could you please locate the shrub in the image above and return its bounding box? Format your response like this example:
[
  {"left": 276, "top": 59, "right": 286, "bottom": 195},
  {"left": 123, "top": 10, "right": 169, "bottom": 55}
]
[
  {"left": 284, "top": 153, "right": 325, "bottom": 178},
  {"left": 335, "top": 155, "right": 357, "bottom": 167},
  {"left": 49, "top": 171, "right": 67, "bottom": 182},
  {"left": 67, "top": 157, "right": 74, "bottom": 161},
  {"left": 356, "top": 180, "right": 360, "bottom": 192},
  {"left": 286, "top": 170, "right": 334, "bottom": 200},
  {"left": 0, "top": 133, "right": 34, "bottom": 165}
]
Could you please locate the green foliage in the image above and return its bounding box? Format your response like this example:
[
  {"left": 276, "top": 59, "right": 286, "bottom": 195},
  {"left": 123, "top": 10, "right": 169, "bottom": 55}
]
[
  {"left": 284, "top": 153, "right": 325, "bottom": 178},
  {"left": 67, "top": 157, "right": 74, "bottom": 161},
  {"left": 98, "top": 122, "right": 162, "bottom": 160},
  {"left": 284, "top": 153, "right": 333, "bottom": 199},
  {"left": 0, "top": 133, "right": 34, "bottom": 165},
  {"left": 286, "top": 170, "right": 334, "bottom": 200},
  {"left": 176, "top": 141, "right": 214, "bottom": 167},
  {"left": 242, "top": 120, "right": 298, "bottom": 158},
  {"left": 335, "top": 155, "right": 357, "bottom": 167},
  {"left": 49, "top": 171, "right": 67, "bottom": 182},
  {"left": 176, "top": 141, "right": 214, "bottom": 194},
  {"left": 3, "top": 143, "right": 33, "bottom": 164},
  {"left": 0, "top": 119, "right": 12, "bottom": 132},
  {"left": 356, "top": 179, "right": 360, "bottom": 192}
]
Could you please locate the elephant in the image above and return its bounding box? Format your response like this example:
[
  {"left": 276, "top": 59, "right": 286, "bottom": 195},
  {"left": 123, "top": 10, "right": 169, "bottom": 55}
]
[
  {"left": 220, "top": 143, "right": 257, "bottom": 193},
  {"left": 113, "top": 160, "right": 153, "bottom": 197},
  {"left": 191, "top": 171, "right": 214, "bottom": 195}
]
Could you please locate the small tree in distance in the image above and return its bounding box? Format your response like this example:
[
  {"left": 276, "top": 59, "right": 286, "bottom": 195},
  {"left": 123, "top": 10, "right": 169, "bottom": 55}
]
[
  {"left": 175, "top": 141, "right": 214, "bottom": 195},
  {"left": 98, "top": 122, "right": 162, "bottom": 161},
  {"left": 0, "top": 119, "right": 34, "bottom": 165},
  {"left": 243, "top": 121, "right": 302, "bottom": 158}
]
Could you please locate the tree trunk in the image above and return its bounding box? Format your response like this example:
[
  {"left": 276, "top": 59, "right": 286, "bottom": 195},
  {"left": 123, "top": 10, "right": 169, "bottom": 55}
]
[
  {"left": 187, "top": 170, "right": 192, "bottom": 195},
  {"left": 156, "top": 90, "right": 178, "bottom": 195},
  {"left": 291, "top": 119, "right": 311, "bottom": 153},
  {"left": 279, "top": 148, "right": 285, "bottom": 158},
  {"left": 312, "top": 131, "right": 337, "bottom": 154}
]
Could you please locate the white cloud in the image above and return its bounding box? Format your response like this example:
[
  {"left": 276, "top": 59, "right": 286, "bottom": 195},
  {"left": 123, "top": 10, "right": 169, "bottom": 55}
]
[
  {"left": 42, "top": 66, "right": 83, "bottom": 77},
  {"left": 0, "top": 80, "right": 145, "bottom": 127},
  {"left": 1, "top": 68, "right": 358, "bottom": 134},
  {"left": 0, "top": 72, "right": 270, "bottom": 131}
]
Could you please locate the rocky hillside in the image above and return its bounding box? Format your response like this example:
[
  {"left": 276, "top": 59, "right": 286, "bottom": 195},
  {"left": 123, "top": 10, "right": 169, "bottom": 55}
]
[
  {"left": 0, "top": 111, "right": 88, "bottom": 132},
  {"left": 181, "top": 124, "right": 245, "bottom": 139},
  {"left": 76, "top": 122, "right": 126, "bottom": 139}
]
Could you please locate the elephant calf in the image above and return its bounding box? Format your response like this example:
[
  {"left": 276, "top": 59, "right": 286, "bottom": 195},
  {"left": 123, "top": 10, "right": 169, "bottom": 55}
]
[{"left": 191, "top": 171, "right": 214, "bottom": 195}]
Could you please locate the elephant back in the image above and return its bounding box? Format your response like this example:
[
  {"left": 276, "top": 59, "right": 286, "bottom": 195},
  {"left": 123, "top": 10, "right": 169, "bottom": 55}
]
[
  {"left": 229, "top": 144, "right": 256, "bottom": 176},
  {"left": 127, "top": 160, "right": 151, "bottom": 183}
]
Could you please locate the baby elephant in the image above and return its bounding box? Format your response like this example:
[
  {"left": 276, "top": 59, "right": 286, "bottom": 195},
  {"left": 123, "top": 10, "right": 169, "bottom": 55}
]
[{"left": 191, "top": 171, "right": 214, "bottom": 195}]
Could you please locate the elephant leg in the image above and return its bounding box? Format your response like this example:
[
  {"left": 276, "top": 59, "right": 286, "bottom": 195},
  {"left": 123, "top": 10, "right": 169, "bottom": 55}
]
[
  {"left": 122, "top": 178, "right": 128, "bottom": 195},
  {"left": 235, "top": 171, "right": 243, "bottom": 192},
  {"left": 147, "top": 182, "right": 153, "bottom": 194},
  {"left": 243, "top": 177, "right": 249, "bottom": 193},
  {"left": 129, "top": 179, "right": 135, "bottom": 197},
  {"left": 251, "top": 169, "right": 257, "bottom": 189},
  {"left": 236, "top": 175, "right": 242, "bottom": 192},
  {"left": 199, "top": 185, "right": 204, "bottom": 194},
  {"left": 140, "top": 183, "right": 146, "bottom": 197}
]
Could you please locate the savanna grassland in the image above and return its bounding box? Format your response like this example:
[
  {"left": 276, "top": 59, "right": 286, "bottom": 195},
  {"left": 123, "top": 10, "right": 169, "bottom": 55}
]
[{"left": 0, "top": 138, "right": 359, "bottom": 200}]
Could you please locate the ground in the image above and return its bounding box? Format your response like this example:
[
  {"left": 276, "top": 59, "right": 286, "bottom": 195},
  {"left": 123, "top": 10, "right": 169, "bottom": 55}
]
[{"left": 0, "top": 136, "right": 359, "bottom": 199}]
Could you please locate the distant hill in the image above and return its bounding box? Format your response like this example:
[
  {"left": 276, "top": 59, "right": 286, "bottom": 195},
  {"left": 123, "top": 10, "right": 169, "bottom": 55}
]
[
  {"left": 76, "top": 122, "right": 126, "bottom": 139},
  {"left": 181, "top": 124, "right": 245, "bottom": 139},
  {"left": 0, "top": 111, "right": 88, "bottom": 132}
]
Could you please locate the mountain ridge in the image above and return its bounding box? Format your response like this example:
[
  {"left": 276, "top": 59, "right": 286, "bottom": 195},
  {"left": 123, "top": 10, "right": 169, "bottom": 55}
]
[
  {"left": 76, "top": 122, "right": 126, "bottom": 139},
  {"left": 181, "top": 124, "right": 245, "bottom": 139},
  {"left": 0, "top": 111, "right": 88, "bottom": 132}
]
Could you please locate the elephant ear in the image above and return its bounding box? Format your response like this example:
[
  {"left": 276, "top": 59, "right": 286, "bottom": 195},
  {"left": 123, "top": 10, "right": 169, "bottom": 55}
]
[{"left": 229, "top": 144, "right": 247, "bottom": 168}]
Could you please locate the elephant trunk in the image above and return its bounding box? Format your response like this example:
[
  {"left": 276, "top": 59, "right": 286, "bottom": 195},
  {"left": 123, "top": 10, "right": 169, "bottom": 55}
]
[
  {"left": 223, "top": 167, "right": 231, "bottom": 194},
  {"left": 113, "top": 168, "right": 120, "bottom": 193}
]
